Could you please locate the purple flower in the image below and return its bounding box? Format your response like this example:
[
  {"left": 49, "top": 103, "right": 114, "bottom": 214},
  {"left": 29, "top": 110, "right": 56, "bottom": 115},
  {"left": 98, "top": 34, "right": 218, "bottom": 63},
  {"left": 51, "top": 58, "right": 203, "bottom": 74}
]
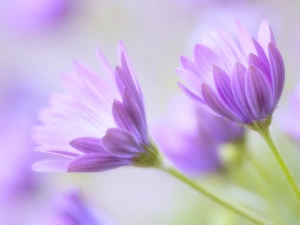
[
  {"left": 33, "top": 42, "right": 160, "bottom": 172},
  {"left": 177, "top": 20, "right": 285, "bottom": 128},
  {"left": 0, "top": 79, "right": 44, "bottom": 224},
  {"left": 1, "top": 0, "right": 70, "bottom": 33},
  {"left": 279, "top": 83, "right": 300, "bottom": 142},
  {"left": 33, "top": 190, "right": 117, "bottom": 225},
  {"left": 153, "top": 95, "right": 244, "bottom": 175}
]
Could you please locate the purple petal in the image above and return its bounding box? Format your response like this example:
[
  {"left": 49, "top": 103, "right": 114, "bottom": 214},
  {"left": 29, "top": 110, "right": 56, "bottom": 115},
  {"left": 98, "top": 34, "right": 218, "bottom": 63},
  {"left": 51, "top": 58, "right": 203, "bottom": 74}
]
[
  {"left": 178, "top": 82, "right": 219, "bottom": 116},
  {"left": 101, "top": 127, "right": 142, "bottom": 155},
  {"left": 236, "top": 20, "right": 256, "bottom": 57},
  {"left": 268, "top": 43, "right": 285, "bottom": 107},
  {"left": 70, "top": 137, "right": 107, "bottom": 154},
  {"left": 193, "top": 44, "right": 219, "bottom": 75},
  {"left": 115, "top": 66, "right": 145, "bottom": 120},
  {"left": 231, "top": 63, "right": 254, "bottom": 122},
  {"left": 122, "top": 88, "right": 148, "bottom": 143},
  {"left": 216, "top": 30, "right": 247, "bottom": 64},
  {"left": 32, "top": 159, "right": 69, "bottom": 172},
  {"left": 248, "top": 53, "right": 271, "bottom": 85},
  {"left": 180, "top": 56, "right": 199, "bottom": 76},
  {"left": 213, "top": 66, "right": 246, "bottom": 120},
  {"left": 202, "top": 83, "right": 244, "bottom": 123},
  {"left": 118, "top": 41, "right": 139, "bottom": 87},
  {"left": 45, "top": 149, "right": 80, "bottom": 158},
  {"left": 201, "top": 31, "right": 241, "bottom": 71},
  {"left": 245, "top": 66, "right": 273, "bottom": 120},
  {"left": 68, "top": 153, "right": 131, "bottom": 172},
  {"left": 176, "top": 68, "right": 203, "bottom": 96},
  {"left": 252, "top": 38, "right": 270, "bottom": 70},
  {"left": 112, "top": 100, "right": 136, "bottom": 134},
  {"left": 257, "top": 20, "right": 275, "bottom": 53}
]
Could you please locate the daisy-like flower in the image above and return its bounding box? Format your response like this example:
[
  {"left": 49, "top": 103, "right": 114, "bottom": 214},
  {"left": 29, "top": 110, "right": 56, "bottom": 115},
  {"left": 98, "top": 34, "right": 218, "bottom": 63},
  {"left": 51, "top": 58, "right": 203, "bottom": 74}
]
[
  {"left": 33, "top": 42, "right": 160, "bottom": 172},
  {"left": 177, "top": 20, "right": 284, "bottom": 130}
]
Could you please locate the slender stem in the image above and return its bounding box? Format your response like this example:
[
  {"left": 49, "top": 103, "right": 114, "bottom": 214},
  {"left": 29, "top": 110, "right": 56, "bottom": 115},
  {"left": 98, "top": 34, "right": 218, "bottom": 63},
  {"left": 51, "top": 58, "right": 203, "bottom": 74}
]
[
  {"left": 258, "top": 128, "right": 300, "bottom": 202},
  {"left": 158, "top": 166, "right": 275, "bottom": 225}
]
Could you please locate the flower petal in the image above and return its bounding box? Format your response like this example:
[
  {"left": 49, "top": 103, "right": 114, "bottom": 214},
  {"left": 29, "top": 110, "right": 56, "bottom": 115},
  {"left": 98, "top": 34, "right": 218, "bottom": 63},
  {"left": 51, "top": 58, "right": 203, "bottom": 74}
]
[
  {"left": 112, "top": 100, "right": 136, "bottom": 133},
  {"left": 248, "top": 53, "right": 271, "bottom": 85},
  {"left": 236, "top": 20, "right": 256, "bottom": 57},
  {"left": 32, "top": 159, "right": 69, "bottom": 172},
  {"left": 193, "top": 44, "right": 219, "bottom": 76},
  {"left": 268, "top": 43, "right": 285, "bottom": 107},
  {"left": 257, "top": 20, "right": 275, "bottom": 54},
  {"left": 122, "top": 88, "right": 148, "bottom": 143},
  {"left": 68, "top": 153, "right": 131, "bottom": 172},
  {"left": 201, "top": 31, "right": 241, "bottom": 72},
  {"left": 216, "top": 30, "right": 247, "bottom": 65},
  {"left": 180, "top": 56, "right": 199, "bottom": 76},
  {"left": 202, "top": 83, "right": 243, "bottom": 123},
  {"left": 245, "top": 66, "right": 273, "bottom": 120},
  {"left": 118, "top": 43, "right": 142, "bottom": 94},
  {"left": 231, "top": 63, "right": 254, "bottom": 122},
  {"left": 178, "top": 82, "right": 218, "bottom": 116},
  {"left": 213, "top": 66, "right": 247, "bottom": 122},
  {"left": 176, "top": 68, "right": 204, "bottom": 96},
  {"left": 252, "top": 38, "right": 270, "bottom": 69},
  {"left": 115, "top": 66, "right": 145, "bottom": 121},
  {"left": 70, "top": 137, "right": 107, "bottom": 154},
  {"left": 101, "top": 128, "right": 142, "bottom": 155}
]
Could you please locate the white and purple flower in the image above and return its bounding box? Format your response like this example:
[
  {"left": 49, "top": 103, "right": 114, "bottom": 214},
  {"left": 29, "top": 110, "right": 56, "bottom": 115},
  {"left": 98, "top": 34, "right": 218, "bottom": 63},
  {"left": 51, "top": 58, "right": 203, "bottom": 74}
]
[
  {"left": 177, "top": 20, "right": 285, "bottom": 129},
  {"left": 33, "top": 42, "right": 160, "bottom": 172}
]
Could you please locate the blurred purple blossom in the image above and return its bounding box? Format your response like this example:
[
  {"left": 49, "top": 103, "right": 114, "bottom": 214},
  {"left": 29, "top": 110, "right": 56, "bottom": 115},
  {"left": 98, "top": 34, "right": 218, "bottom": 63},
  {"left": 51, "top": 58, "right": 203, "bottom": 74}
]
[
  {"left": 1, "top": 0, "right": 71, "bottom": 33},
  {"left": 33, "top": 190, "right": 117, "bottom": 225},
  {"left": 33, "top": 42, "right": 160, "bottom": 172},
  {"left": 0, "top": 78, "right": 44, "bottom": 223},
  {"left": 177, "top": 20, "right": 285, "bottom": 126},
  {"left": 153, "top": 95, "right": 244, "bottom": 176},
  {"left": 279, "top": 83, "right": 300, "bottom": 142}
]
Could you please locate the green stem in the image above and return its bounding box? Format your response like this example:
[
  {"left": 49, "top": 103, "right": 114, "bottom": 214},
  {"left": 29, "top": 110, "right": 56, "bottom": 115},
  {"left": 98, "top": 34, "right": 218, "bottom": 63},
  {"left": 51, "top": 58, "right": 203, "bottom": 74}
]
[
  {"left": 258, "top": 128, "right": 300, "bottom": 202},
  {"left": 158, "top": 166, "right": 275, "bottom": 225}
]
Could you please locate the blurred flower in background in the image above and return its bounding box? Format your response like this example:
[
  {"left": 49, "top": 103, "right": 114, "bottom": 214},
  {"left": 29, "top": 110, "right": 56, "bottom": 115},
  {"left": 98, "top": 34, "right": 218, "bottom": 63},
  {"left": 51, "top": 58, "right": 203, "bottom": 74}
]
[
  {"left": 280, "top": 83, "right": 300, "bottom": 142},
  {"left": 0, "top": 0, "right": 71, "bottom": 33},
  {"left": 153, "top": 95, "right": 244, "bottom": 176},
  {"left": 0, "top": 74, "right": 45, "bottom": 224},
  {"left": 33, "top": 190, "right": 117, "bottom": 225}
]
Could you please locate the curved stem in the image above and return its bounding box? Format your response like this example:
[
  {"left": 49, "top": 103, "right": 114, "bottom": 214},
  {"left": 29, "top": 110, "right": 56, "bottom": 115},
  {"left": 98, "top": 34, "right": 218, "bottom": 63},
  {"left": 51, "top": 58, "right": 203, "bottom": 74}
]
[
  {"left": 158, "top": 166, "right": 275, "bottom": 225},
  {"left": 258, "top": 128, "right": 300, "bottom": 202}
]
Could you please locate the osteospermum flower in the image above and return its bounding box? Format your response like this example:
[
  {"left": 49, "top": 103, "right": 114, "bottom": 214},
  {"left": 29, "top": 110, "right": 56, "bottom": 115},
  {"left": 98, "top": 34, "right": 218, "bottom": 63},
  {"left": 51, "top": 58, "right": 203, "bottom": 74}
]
[
  {"left": 154, "top": 95, "right": 244, "bottom": 175},
  {"left": 33, "top": 42, "right": 160, "bottom": 172},
  {"left": 177, "top": 20, "right": 284, "bottom": 129}
]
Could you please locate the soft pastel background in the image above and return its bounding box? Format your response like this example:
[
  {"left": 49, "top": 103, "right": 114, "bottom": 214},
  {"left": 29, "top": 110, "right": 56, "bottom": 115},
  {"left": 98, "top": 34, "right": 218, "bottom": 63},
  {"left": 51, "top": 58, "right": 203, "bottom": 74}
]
[{"left": 1, "top": 0, "right": 300, "bottom": 224}]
